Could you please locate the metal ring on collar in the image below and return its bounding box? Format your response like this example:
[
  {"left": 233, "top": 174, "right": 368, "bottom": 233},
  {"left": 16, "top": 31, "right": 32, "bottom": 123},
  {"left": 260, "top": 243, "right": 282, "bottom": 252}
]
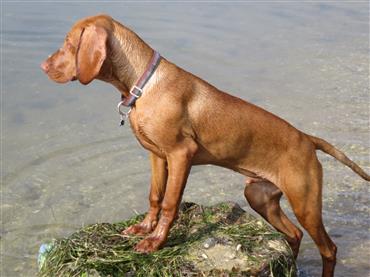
[{"left": 117, "top": 101, "right": 132, "bottom": 117}]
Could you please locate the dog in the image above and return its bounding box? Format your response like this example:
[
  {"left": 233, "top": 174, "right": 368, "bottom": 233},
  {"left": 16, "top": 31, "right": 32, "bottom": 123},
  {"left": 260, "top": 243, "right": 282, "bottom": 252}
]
[{"left": 41, "top": 14, "right": 369, "bottom": 277}]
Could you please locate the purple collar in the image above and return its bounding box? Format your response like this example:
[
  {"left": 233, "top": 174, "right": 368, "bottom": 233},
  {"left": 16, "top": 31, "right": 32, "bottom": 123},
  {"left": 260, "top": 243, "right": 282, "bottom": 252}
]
[
  {"left": 117, "top": 50, "right": 161, "bottom": 126},
  {"left": 121, "top": 50, "right": 161, "bottom": 107}
]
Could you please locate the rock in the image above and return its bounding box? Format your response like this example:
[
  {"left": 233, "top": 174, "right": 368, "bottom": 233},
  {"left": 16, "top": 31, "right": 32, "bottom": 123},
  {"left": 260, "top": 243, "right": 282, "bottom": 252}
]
[
  {"left": 203, "top": 237, "right": 217, "bottom": 249},
  {"left": 38, "top": 202, "right": 296, "bottom": 277}
]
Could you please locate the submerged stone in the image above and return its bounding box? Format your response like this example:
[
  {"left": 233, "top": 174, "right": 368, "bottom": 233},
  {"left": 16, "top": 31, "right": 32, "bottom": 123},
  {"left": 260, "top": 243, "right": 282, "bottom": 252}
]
[{"left": 38, "top": 202, "right": 296, "bottom": 277}]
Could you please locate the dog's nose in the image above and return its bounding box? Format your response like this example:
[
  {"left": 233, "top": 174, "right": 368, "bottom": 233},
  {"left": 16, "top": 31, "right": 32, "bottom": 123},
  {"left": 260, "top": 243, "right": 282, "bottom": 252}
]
[{"left": 40, "top": 60, "right": 49, "bottom": 73}]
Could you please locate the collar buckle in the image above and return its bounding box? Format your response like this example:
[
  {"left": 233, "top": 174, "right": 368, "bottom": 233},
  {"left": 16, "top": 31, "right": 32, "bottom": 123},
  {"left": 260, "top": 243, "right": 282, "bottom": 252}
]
[{"left": 130, "top": 86, "right": 143, "bottom": 98}]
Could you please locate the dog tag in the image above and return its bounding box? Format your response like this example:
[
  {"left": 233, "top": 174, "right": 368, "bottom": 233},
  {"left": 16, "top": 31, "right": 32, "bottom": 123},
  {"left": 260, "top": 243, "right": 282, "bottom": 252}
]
[{"left": 117, "top": 101, "right": 131, "bottom": 127}]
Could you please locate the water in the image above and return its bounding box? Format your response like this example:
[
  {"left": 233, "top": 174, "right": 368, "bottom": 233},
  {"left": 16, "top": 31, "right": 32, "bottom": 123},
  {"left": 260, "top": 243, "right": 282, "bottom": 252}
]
[{"left": 2, "top": 2, "right": 369, "bottom": 276}]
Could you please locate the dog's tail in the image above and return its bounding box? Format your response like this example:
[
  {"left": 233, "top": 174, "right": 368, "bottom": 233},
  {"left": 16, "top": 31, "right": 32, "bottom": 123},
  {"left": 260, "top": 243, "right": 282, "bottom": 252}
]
[{"left": 308, "top": 135, "right": 370, "bottom": 181}]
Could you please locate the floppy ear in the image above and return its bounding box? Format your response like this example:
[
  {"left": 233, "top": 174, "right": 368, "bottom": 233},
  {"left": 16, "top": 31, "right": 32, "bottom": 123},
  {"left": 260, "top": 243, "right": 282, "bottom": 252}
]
[{"left": 76, "top": 25, "right": 108, "bottom": 85}]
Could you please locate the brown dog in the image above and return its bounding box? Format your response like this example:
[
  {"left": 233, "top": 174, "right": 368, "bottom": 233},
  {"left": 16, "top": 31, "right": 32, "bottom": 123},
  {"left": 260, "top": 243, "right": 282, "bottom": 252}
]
[{"left": 41, "top": 15, "right": 369, "bottom": 277}]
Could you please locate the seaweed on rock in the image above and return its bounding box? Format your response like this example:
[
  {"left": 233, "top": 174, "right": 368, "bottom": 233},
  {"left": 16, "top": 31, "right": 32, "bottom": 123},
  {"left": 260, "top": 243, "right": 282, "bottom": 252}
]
[{"left": 38, "top": 202, "right": 296, "bottom": 277}]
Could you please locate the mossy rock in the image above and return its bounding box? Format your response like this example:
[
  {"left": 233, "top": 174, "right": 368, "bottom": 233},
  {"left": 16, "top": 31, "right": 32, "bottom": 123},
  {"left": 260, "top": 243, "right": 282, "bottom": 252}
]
[{"left": 38, "top": 202, "right": 296, "bottom": 277}]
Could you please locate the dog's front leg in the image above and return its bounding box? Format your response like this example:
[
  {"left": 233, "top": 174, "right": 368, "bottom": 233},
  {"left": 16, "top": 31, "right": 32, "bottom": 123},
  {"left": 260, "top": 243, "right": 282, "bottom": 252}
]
[
  {"left": 122, "top": 152, "right": 168, "bottom": 236},
  {"left": 134, "top": 142, "right": 197, "bottom": 253}
]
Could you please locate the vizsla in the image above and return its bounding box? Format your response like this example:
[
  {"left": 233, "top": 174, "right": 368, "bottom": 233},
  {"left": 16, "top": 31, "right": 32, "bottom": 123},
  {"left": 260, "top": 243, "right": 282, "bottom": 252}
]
[{"left": 41, "top": 15, "right": 370, "bottom": 277}]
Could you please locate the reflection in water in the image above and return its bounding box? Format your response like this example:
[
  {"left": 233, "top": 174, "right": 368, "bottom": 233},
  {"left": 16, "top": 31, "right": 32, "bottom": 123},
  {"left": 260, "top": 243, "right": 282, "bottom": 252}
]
[{"left": 2, "top": 2, "right": 369, "bottom": 276}]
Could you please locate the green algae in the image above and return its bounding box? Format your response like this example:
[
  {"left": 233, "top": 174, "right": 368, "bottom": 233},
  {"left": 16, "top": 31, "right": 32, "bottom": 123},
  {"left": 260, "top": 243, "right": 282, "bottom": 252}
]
[{"left": 38, "top": 202, "right": 296, "bottom": 277}]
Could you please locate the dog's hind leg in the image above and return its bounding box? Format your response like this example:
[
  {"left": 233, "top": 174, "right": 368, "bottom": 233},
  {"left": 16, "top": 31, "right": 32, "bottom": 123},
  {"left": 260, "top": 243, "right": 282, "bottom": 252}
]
[
  {"left": 281, "top": 158, "right": 337, "bottom": 277},
  {"left": 244, "top": 179, "right": 303, "bottom": 258},
  {"left": 122, "top": 152, "right": 168, "bottom": 235}
]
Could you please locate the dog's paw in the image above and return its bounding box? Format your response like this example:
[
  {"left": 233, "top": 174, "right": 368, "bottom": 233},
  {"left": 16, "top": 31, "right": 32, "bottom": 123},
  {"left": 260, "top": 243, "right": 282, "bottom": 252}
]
[
  {"left": 134, "top": 236, "right": 163, "bottom": 253},
  {"left": 121, "top": 223, "right": 153, "bottom": 236}
]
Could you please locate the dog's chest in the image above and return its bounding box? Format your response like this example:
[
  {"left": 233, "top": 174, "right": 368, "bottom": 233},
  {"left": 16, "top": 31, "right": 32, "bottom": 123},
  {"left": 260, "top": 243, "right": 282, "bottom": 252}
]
[{"left": 128, "top": 109, "right": 166, "bottom": 158}]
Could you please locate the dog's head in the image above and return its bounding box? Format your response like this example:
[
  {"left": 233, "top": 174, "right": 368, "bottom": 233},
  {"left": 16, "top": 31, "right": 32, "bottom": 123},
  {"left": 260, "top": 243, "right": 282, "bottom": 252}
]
[{"left": 41, "top": 15, "right": 113, "bottom": 85}]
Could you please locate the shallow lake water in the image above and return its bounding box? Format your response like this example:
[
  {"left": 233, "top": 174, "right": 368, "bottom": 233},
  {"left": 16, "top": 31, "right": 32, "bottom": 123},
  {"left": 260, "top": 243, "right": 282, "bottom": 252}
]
[{"left": 2, "top": 2, "right": 369, "bottom": 276}]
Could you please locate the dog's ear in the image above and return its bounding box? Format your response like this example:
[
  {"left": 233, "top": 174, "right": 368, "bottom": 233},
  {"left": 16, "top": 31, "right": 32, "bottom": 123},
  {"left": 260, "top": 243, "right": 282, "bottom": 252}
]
[{"left": 76, "top": 25, "right": 108, "bottom": 85}]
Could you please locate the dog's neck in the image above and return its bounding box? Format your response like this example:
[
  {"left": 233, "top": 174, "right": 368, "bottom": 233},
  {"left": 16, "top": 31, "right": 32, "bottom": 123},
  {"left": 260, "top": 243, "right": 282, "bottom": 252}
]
[{"left": 106, "top": 22, "right": 154, "bottom": 97}]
